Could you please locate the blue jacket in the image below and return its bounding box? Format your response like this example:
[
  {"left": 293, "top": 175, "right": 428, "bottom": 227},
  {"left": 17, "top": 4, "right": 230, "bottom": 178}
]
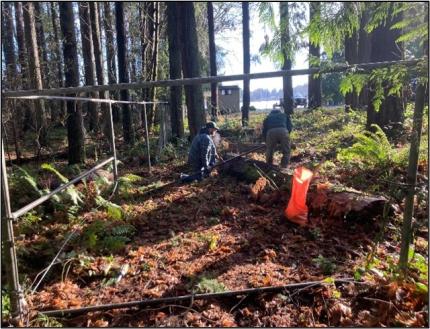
[
  {"left": 262, "top": 110, "right": 293, "bottom": 139},
  {"left": 188, "top": 128, "right": 217, "bottom": 170}
]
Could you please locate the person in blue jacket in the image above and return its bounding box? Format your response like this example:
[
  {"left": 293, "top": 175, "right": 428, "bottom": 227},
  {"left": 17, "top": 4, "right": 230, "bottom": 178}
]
[
  {"left": 180, "top": 121, "right": 220, "bottom": 183},
  {"left": 262, "top": 109, "right": 293, "bottom": 168}
]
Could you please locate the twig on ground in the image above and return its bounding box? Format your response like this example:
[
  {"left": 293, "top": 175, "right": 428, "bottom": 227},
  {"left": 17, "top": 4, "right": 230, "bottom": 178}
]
[{"left": 229, "top": 295, "right": 247, "bottom": 313}]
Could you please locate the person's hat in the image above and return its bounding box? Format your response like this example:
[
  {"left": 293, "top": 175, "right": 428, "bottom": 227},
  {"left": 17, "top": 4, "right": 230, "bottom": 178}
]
[{"left": 206, "top": 121, "right": 219, "bottom": 130}]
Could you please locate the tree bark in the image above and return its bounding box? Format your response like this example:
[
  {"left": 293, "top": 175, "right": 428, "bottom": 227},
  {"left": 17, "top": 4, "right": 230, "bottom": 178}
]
[
  {"left": 14, "top": 2, "right": 32, "bottom": 134},
  {"left": 139, "top": 2, "right": 149, "bottom": 127},
  {"left": 148, "top": 2, "right": 160, "bottom": 131},
  {"left": 357, "top": 11, "right": 372, "bottom": 109},
  {"left": 102, "top": 2, "right": 120, "bottom": 123},
  {"left": 2, "top": 3, "right": 22, "bottom": 161},
  {"left": 50, "top": 2, "right": 67, "bottom": 124},
  {"left": 33, "top": 2, "right": 49, "bottom": 86},
  {"left": 308, "top": 2, "right": 322, "bottom": 109},
  {"left": 207, "top": 2, "right": 218, "bottom": 119},
  {"left": 399, "top": 82, "right": 428, "bottom": 275},
  {"left": 242, "top": 2, "right": 250, "bottom": 126},
  {"left": 344, "top": 31, "right": 359, "bottom": 109},
  {"left": 367, "top": 3, "right": 404, "bottom": 131},
  {"left": 90, "top": 2, "right": 111, "bottom": 140},
  {"left": 59, "top": 2, "right": 86, "bottom": 164},
  {"left": 22, "top": 1, "right": 48, "bottom": 146},
  {"left": 280, "top": 2, "right": 294, "bottom": 115},
  {"left": 178, "top": 2, "right": 206, "bottom": 137},
  {"left": 115, "top": 2, "right": 135, "bottom": 144},
  {"left": 167, "top": 2, "right": 184, "bottom": 139},
  {"left": 79, "top": 2, "right": 99, "bottom": 132}
]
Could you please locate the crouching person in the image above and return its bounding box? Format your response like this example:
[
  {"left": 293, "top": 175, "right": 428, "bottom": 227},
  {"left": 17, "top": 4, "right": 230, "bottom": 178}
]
[
  {"left": 180, "top": 122, "right": 220, "bottom": 183},
  {"left": 262, "top": 109, "right": 292, "bottom": 168}
]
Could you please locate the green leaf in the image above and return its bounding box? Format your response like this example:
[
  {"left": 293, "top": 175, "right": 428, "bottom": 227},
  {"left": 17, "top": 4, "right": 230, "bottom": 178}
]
[
  {"left": 41, "top": 163, "right": 69, "bottom": 184},
  {"left": 415, "top": 282, "right": 428, "bottom": 294},
  {"left": 323, "top": 277, "right": 335, "bottom": 284}
]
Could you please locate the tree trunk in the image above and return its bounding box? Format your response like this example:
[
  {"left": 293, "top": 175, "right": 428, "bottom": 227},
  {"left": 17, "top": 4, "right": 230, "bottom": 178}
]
[
  {"left": 22, "top": 1, "right": 48, "bottom": 146},
  {"left": 102, "top": 2, "right": 120, "bottom": 123},
  {"left": 139, "top": 2, "right": 149, "bottom": 127},
  {"left": 167, "top": 2, "right": 184, "bottom": 139},
  {"left": 59, "top": 2, "right": 86, "bottom": 164},
  {"left": 14, "top": 2, "right": 30, "bottom": 135},
  {"left": 178, "top": 2, "right": 206, "bottom": 137},
  {"left": 357, "top": 11, "right": 372, "bottom": 109},
  {"left": 115, "top": 2, "right": 135, "bottom": 144},
  {"left": 2, "top": 3, "right": 22, "bottom": 161},
  {"left": 398, "top": 81, "right": 428, "bottom": 275},
  {"left": 308, "top": 2, "right": 322, "bottom": 109},
  {"left": 344, "top": 32, "right": 359, "bottom": 109},
  {"left": 79, "top": 2, "right": 99, "bottom": 132},
  {"left": 148, "top": 2, "right": 160, "bottom": 131},
  {"left": 49, "top": 2, "right": 67, "bottom": 124},
  {"left": 14, "top": 2, "right": 27, "bottom": 87},
  {"left": 33, "top": 2, "right": 49, "bottom": 86},
  {"left": 367, "top": 3, "right": 404, "bottom": 132},
  {"left": 280, "top": 2, "right": 294, "bottom": 115},
  {"left": 207, "top": 2, "right": 218, "bottom": 119},
  {"left": 242, "top": 2, "right": 250, "bottom": 126},
  {"left": 90, "top": 2, "right": 111, "bottom": 140}
]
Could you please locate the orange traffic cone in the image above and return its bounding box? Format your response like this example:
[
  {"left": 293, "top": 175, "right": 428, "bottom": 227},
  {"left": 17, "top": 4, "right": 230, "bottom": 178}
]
[{"left": 285, "top": 167, "right": 313, "bottom": 226}]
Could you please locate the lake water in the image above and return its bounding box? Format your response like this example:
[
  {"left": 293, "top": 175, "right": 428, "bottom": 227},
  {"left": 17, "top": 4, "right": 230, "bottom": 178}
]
[{"left": 239, "top": 100, "right": 280, "bottom": 112}]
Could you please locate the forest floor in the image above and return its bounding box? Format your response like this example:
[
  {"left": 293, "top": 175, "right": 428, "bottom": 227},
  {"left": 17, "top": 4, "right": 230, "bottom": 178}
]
[{"left": 2, "top": 106, "right": 428, "bottom": 327}]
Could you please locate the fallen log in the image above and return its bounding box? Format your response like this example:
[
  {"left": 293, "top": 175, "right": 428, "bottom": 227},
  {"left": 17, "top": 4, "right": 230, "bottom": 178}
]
[
  {"left": 308, "top": 183, "right": 389, "bottom": 221},
  {"left": 219, "top": 157, "right": 389, "bottom": 222}
]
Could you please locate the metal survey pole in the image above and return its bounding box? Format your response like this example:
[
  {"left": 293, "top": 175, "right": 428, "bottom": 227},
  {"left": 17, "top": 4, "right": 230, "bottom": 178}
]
[
  {"left": 1, "top": 139, "right": 27, "bottom": 321},
  {"left": 143, "top": 103, "right": 152, "bottom": 173},
  {"left": 107, "top": 101, "right": 118, "bottom": 183}
]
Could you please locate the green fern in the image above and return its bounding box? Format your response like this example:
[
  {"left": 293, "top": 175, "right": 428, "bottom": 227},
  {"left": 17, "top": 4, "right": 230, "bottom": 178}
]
[
  {"left": 40, "top": 163, "right": 84, "bottom": 206},
  {"left": 95, "top": 196, "right": 123, "bottom": 220},
  {"left": 111, "top": 224, "right": 136, "bottom": 237},
  {"left": 102, "top": 235, "right": 129, "bottom": 252},
  {"left": 41, "top": 163, "right": 69, "bottom": 184},
  {"left": 337, "top": 124, "right": 393, "bottom": 167},
  {"left": 11, "top": 166, "right": 42, "bottom": 197}
]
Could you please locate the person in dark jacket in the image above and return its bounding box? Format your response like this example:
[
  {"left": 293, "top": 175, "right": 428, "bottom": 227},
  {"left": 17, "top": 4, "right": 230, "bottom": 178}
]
[
  {"left": 180, "top": 121, "right": 220, "bottom": 182},
  {"left": 262, "top": 109, "right": 292, "bottom": 167}
]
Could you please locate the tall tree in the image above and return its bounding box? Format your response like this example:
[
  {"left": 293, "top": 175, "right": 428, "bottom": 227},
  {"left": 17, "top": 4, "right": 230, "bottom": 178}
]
[
  {"left": 308, "top": 2, "right": 322, "bottom": 109},
  {"left": 166, "top": 2, "right": 184, "bottom": 138},
  {"left": 49, "top": 2, "right": 67, "bottom": 123},
  {"left": 14, "top": 2, "right": 32, "bottom": 132},
  {"left": 14, "top": 2, "right": 27, "bottom": 88},
  {"left": 102, "top": 2, "right": 120, "bottom": 122},
  {"left": 22, "top": 1, "right": 47, "bottom": 146},
  {"left": 366, "top": 3, "right": 404, "bottom": 130},
  {"left": 139, "top": 2, "right": 149, "bottom": 127},
  {"left": 89, "top": 2, "right": 111, "bottom": 139},
  {"left": 148, "top": 2, "right": 160, "bottom": 130},
  {"left": 280, "top": 2, "right": 294, "bottom": 115},
  {"left": 2, "top": 2, "right": 22, "bottom": 161},
  {"left": 59, "top": 2, "right": 86, "bottom": 164},
  {"left": 178, "top": 2, "right": 206, "bottom": 137},
  {"left": 207, "top": 2, "right": 218, "bottom": 119},
  {"left": 115, "top": 2, "right": 135, "bottom": 144},
  {"left": 78, "top": 2, "right": 99, "bottom": 132},
  {"left": 33, "top": 2, "right": 49, "bottom": 86},
  {"left": 242, "top": 2, "right": 250, "bottom": 126},
  {"left": 357, "top": 10, "right": 372, "bottom": 108},
  {"left": 344, "top": 3, "right": 359, "bottom": 110}
]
